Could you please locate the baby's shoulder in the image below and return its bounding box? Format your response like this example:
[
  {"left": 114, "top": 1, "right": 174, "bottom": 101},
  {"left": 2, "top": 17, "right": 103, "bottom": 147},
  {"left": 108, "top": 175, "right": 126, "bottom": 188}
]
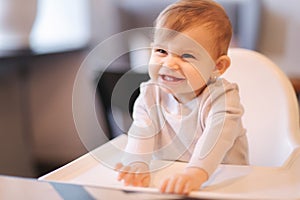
[
  {"left": 203, "top": 78, "right": 240, "bottom": 98},
  {"left": 139, "top": 80, "right": 159, "bottom": 96}
]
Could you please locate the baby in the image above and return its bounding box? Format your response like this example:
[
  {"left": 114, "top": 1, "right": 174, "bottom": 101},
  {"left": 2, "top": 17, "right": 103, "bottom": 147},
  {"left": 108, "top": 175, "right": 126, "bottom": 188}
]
[{"left": 115, "top": 0, "right": 248, "bottom": 195}]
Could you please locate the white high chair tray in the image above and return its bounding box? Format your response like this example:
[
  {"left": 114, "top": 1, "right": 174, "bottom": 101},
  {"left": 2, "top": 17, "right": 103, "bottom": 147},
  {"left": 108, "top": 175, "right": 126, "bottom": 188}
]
[{"left": 40, "top": 134, "right": 300, "bottom": 200}]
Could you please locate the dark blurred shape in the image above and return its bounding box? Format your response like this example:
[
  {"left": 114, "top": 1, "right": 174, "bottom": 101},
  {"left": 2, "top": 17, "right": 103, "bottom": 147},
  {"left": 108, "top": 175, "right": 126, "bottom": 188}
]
[{"left": 97, "top": 70, "right": 149, "bottom": 139}]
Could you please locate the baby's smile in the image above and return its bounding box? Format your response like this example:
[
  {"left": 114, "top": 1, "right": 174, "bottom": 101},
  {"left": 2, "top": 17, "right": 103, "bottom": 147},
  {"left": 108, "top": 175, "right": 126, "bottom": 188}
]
[
  {"left": 161, "top": 74, "right": 184, "bottom": 81},
  {"left": 159, "top": 74, "right": 186, "bottom": 85}
]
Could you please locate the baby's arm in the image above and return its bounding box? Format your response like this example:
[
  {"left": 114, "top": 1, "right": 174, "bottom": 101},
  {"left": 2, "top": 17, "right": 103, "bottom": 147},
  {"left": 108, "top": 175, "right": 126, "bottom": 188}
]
[
  {"left": 115, "top": 162, "right": 151, "bottom": 187},
  {"left": 160, "top": 167, "right": 208, "bottom": 195},
  {"left": 115, "top": 133, "right": 154, "bottom": 187},
  {"left": 115, "top": 82, "right": 156, "bottom": 188}
]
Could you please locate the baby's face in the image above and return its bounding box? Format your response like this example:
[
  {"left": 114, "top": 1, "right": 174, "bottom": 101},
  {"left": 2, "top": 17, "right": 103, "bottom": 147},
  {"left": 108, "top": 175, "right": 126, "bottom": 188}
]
[{"left": 148, "top": 28, "right": 215, "bottom": 103}]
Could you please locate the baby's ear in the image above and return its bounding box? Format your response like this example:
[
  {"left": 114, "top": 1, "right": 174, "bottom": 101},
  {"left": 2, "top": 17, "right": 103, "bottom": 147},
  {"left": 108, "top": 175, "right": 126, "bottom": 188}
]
[{"left": 215, "top": 55, "right": 231, "bottom": 75}]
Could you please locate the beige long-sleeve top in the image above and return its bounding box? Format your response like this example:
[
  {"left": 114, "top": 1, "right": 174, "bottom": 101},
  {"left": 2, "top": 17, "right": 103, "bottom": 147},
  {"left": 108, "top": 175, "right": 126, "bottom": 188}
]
[{"left": 123, "top": 78, "right": 249, "bottom": 176}]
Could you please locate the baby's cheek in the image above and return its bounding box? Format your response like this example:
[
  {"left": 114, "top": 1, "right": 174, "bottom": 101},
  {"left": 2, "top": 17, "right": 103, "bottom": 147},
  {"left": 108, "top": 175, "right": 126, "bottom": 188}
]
[
  {"left": 186, "top": 71, "right": 207, "bottom": 90},
  {"left": 148, "top": 63, "right": 160, "bottom": 80}
]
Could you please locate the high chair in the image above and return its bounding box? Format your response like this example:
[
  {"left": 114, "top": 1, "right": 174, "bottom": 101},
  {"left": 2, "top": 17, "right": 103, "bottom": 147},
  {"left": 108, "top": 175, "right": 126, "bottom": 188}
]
[{"left": 222, "top": 48, "right": 300, "bottom": 166}]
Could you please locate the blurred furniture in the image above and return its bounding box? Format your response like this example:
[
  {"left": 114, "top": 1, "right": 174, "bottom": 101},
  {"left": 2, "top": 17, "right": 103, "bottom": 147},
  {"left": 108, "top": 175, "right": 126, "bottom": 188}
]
[
  {"left": 97, "top": 71, "right": 149, "bottom": 139},
  {"left": 222, "top": 48, "right": 300, "bottom": 166},
  {"left": 40, "top": 134, "right": 300, "bottom": 199},
  {"left": 0, "top": 174, "right": 130, "bottom": 199},
  {"left": 0, "top": 175, "right": 83, "bottom": 199},
  {"left": 0, "top": 46, "right": 88, "bottom": 177}
]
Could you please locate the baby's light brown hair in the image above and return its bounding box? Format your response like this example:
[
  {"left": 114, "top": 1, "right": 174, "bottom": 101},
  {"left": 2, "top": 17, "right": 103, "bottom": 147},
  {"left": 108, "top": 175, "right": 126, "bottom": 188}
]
[{"left": 154, "top": 0, "right": 232, "bottom": 59}]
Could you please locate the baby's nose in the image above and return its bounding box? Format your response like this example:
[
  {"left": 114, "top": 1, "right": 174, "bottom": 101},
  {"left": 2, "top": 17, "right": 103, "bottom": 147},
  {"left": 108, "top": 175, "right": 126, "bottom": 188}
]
[{"left": 163, "top": 55, "right": 180, "bottom": 70}]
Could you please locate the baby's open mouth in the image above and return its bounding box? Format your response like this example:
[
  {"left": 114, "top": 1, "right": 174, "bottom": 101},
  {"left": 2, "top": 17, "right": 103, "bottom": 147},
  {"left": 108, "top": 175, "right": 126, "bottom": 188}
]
[{"left": 161, "top": 75, "right": 185, "bottom": 82}]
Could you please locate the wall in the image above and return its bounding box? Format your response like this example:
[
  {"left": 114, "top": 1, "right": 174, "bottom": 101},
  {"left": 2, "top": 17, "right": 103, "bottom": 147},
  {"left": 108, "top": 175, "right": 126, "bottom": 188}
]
[
  {"left": 0, "top": 51, "right": 94, "bottom": 177},
  {"left": 28, "top": 52, "right": 88, "bottom": 166},
  {"left": 0, "top": 67, "right": 35, "bottom": 177},
  {"left": 258, "top": 0, "right": 300, "bottom": 76}
]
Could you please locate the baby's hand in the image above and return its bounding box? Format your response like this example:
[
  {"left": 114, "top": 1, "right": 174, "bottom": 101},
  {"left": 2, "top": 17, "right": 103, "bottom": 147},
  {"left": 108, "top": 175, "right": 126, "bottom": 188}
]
[
  {"left": 115, "top": 162, "right": 151, "bottom": 187},
  {"left": 159, "top": 167, "right": 208, "bottom": 195}
]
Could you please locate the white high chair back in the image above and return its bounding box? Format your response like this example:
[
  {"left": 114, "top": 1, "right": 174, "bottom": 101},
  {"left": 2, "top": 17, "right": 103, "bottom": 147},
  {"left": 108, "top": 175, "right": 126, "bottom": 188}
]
[{"left": 222, "top": 48, "right": 300, "bottom": 166}]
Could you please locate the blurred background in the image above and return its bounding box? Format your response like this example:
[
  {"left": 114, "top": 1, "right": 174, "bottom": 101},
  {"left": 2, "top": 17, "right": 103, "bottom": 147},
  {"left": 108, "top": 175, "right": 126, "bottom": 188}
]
[{"left": 0, "top": 0, "right": 299, "bottom": 178}]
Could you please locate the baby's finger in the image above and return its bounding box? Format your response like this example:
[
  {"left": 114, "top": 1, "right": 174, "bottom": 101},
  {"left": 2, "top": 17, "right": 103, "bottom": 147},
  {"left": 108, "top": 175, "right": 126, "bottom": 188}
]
[
  {"left": 183, "top": 181, "right": 192, "bottom": 195},
  {"left": 165, "top": 177, "right": 177, "bottom": 193},
  {"left": 159, "top": 178, "right": 170, "bottom": 193},
  {"left": 132, "top": 173, "right": 145, "bottom": 186},
  {"left": 130, "top": 170, "right": 143, "bottom": 186},
  {"left": 123, "top": 171, "right": 136, "bottom": 186},
  {"left": 140, "top": 174, "right": 151, "bottom": 187},
  {"left": 174, "top": 177, "right": 187, "bottom": 195},
  {"left": 117, "top": 165, "right": 131, "bottom": 181},
  {"left": 114, "top": 163, "right": 123, "bottom": 171}
]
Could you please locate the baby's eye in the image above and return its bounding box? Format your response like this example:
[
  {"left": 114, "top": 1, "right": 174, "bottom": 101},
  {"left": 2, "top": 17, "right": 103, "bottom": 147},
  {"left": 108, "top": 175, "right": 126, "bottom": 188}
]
[
  {"left": 181, "top": 53, "right": 196, "bottom": 59},
  {"left": 155, "top": 48, "right": 167, "bottom": 55}
]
